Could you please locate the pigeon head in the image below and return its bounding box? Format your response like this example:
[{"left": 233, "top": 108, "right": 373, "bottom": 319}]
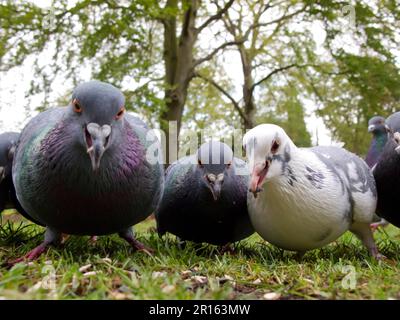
[
  {"left": 368, "top": 116, "right": 388, "bottom": 135},
  {"left": 243, "top": 124, "right": 295, "bottom": 196},
  {"left": 196, "top": 141, "right": 233, "bottom": 201},
  {"left": 69, "top": 80, "right": 126, "bottom": 171}
]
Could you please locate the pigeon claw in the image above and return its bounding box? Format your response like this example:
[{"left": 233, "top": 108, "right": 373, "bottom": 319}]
[
  {"left": 7, "top": 243, "right": 49, "bottom": 267},
  {"left": 370, "top": 220, "right": 389, "bottom": 233},
  {"left": 220, "top": 243, "right": 235, "bottom": 255},
  {"left": 130, "top": 239, "right": 155, "bottom": 256},
  {"left": 119, "top": 230, "right": 155, "bottom": 257}
]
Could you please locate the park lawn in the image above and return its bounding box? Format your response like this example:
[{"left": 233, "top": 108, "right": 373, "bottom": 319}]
[{"left": 0, "top": 210, "right": 400, "bottom": 300}]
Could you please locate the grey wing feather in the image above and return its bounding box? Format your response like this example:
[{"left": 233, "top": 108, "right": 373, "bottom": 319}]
[{"left": 310, "top": 146, "right": 376, "bottom": 197}]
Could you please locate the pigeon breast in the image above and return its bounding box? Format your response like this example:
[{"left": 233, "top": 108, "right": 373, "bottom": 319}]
[
  {"left": 156, "top": 143, "right": 253, "bottom": 245},
  {"left": 248, "top": 145, "right": 376, "bottom": 251},
  {"left": 13, "top": 108, "right": 164, "bottom": 235}
]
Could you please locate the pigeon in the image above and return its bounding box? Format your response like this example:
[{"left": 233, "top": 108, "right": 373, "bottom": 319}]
[
  {"left": 0, "top": 132, "right": 19, "bottom": 214},
  {"left": 243, "top": 124, "right": 381, "bottom": 258},
  {"left": 11, "top": 80, "right": 164, "bottom": 262},
  {"left": 364, "top": 116, "right": 390, "bottom": 231},
  {"left": 386, "top": 111, "right": 400, "bottom": 134},
  {"left": 365, "top": 116, "right": 389, "bottom": 169},
  {"left": 0, "top": 132, "right": 42, "bottom": 224},
  {"left": 155, "top": 141, "right": 254, "bottom": 246},
  {"left": 373, "top": 130, "right": 400, "bottom": 229}
]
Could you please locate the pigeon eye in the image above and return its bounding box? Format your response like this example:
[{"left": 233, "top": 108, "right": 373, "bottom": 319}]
[
  {"left": 72, "top": 99, "right": 82, "bottom": 113},
  {"left": 271, "top": 140, "right": 280, "bottom": 154},
  {"left": 115, "top": 107, "right": 125, "bottom": 120}
]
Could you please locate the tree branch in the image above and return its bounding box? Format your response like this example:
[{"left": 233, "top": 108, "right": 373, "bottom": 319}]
[
  {"left": 194, "top": 72, "right": 248, "bottom": 122},
  {"left": 193, "top": 39, "right": 245, "bottom": 67},
  {"left": 125, "top": 77, "right": 164, "bottom": 95},
  {"left": 244, "top": 4, "right": 309, "bottom": 37},
  {"left": 251, "top": 63, "right": 309, "bottom": 91},
  {"left": 196, "top": 0, "right": 235, "bottom": 33}
]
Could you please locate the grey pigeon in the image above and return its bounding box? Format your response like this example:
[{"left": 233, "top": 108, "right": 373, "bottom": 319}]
[
  {"left": 156, "top": 141, "right": 254, "bottom": 246},
  {"left": 244, "top": 124, "right": 381, "bottom": 258},
  {"left": 364, "top": 116, "right": 390, "bottom": 231},
  {"left": 386, "top": 111, "right": 400, "bottom": 134},
  {"left": 0, "top": 132, "right": 41, "bottom": 224},
  {"left": 12, "top": 80, "right": 164, "bottom": 262},
  {"left": 365, "top": 116, "right": 389, "bottom": 169}
]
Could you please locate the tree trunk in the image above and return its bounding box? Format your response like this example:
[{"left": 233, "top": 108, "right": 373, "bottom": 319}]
[
  {"left": 160, "top": 0, "right": 199, "bottom": 165},
  {"left": 239, "top": 46, "right": 256, "bottom": 129}
]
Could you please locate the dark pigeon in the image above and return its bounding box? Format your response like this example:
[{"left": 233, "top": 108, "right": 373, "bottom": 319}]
[
  {"left": 11, "top": 80, "right": 164, "bottom": 262},
  {"left": 371, "top": 112, "right": 400, "bottom": 229},
  {"left": 373, "top": 138, "right": 400, "bottom": 227},
  {"left": 156, "top": 141, "right": 254, "bottom": 246},
  {"left": 0, "top": 132, "right": 42, "bottom": 224},
  {"left": 0, "top": 132, "right": 19, "bottom": 214},
  {"left": 373, "top": 131, "right": 400, "bottom": 228},
  {"left": 365, "top": 116, "right": 389, "bottom": 168}
]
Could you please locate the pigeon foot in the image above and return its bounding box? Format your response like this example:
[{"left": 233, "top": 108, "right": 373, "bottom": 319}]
[
  {"left": 7, "top": 228, "right": 62, "bottom": 266},
  {"left": 370, "top": 219, "right": 389, "bottom": 233},
  {"left": 119, "top": 228, "right": 154, "bottom": 256},
  {"left": 350, "top": 222, "right": 382, "bottom": 260},
  {"left": 220, "top": 243, "right": 235, "bottom": 255},
  {"left": 89, "top": 235, "right": 98, "bottom": 245},
  {"left": 8, "top": 242, "right": 49, "bottom": 266}
]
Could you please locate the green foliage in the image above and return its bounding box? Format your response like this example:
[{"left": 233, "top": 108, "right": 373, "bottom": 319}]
[
  {"left": 0, "top": 0, "right": 161, "bottom": 115},
  {"left": 306, "top": 0, "right": 400, "bottom": 152},
  {"left": 256, "top": 80, "right": 311, "bottom": 147}
]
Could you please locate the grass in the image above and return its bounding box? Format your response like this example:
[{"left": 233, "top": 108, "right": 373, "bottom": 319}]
[{"left": 0, "top": 209, "right": 400, "bottom": 300}]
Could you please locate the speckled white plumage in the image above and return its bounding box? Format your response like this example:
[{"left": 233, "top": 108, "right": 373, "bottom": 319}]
[{"left": 244, "top": 124, "right": 380, "bottom": 257}]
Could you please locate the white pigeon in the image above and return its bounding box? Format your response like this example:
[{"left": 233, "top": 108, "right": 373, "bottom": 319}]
[{"left": 243, "top": 124, "right": 381, "bottom": 258}]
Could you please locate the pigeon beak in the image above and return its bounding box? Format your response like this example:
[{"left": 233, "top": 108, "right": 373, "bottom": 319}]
[
  {"left": 249, "top": 161, "right": 270, "bottom": 198},
  {"left": 0, "top": 166, "right": 4, "bottom": 184},
  {"left": 206, "top": 173, "right": 224, "bottom": 201},
  {"left": 368, "top": 125, "right": 375, "bottom": 133},
  {"left": 85, "top": 123, "right": 112, "bottom": 171}
]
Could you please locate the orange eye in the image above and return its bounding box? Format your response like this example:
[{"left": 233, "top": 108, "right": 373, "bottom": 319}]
[
  {"left": 72, "top": 99, "right": 82, "bottom": 113},
  {"left": 116, "top": 107, "right": 125, "bottom": 120}
]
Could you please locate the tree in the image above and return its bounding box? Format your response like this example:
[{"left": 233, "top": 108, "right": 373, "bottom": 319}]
[
  {"left": 307, "top": 0, "right": 400, "bottom": 153},
  {"left": 195, "top": 0, "right": 312, "bottom": 129},
  {"left": 194, "top": 0, "right": 400, "bottom": 152},
  {"left": 1, "top": 0, "right": 399, "bottom": 156},
  {"left": 150, "top": 0, "right": 239, "bottom": 162},
  {"left": 0, "top": 0, "right": 239, "bottom": 163}
]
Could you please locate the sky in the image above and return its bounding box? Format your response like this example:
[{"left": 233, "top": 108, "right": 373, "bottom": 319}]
[{"left": 0, "top": 0, "right": 347, "bottom": 146}]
